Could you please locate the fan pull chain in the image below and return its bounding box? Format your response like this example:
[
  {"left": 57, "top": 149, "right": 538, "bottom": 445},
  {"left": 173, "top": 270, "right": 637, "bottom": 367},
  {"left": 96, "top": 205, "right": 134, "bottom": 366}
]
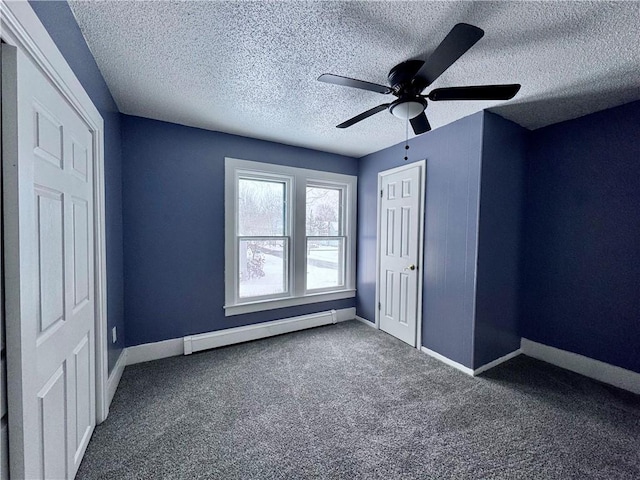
[{"left": 404, "top": 116, "right": 410, "bottom": 161}]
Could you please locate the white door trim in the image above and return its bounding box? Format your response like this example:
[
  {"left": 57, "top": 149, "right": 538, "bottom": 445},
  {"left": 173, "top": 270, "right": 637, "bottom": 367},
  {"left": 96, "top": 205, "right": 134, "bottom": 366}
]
[
  {"left": 375, "top": 160, "right": 426, "bottom": 349},
  {"left": 1, "top": 0, "right": 108, "bottom": 432}
]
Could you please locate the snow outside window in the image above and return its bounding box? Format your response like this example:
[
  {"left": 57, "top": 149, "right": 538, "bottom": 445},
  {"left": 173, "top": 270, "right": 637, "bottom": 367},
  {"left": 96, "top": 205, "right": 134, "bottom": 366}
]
[{"left": 224, "top": 158, "right": 356, "bottom": 316}]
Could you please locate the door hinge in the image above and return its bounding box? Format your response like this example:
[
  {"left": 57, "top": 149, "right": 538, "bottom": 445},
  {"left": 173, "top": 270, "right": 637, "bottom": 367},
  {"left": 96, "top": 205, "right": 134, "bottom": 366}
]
[
  {"left": 380, "top": 189, "right": 383, "bottom": 198},
  {"left": 378, "top": 302, "right": 381, "bottom": 310}
]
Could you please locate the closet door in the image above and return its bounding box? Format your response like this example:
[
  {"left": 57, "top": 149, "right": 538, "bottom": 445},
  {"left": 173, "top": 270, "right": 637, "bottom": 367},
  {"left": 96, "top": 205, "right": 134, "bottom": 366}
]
[{"left": 3, "top": 43, "right": 96, "bottom": 480}]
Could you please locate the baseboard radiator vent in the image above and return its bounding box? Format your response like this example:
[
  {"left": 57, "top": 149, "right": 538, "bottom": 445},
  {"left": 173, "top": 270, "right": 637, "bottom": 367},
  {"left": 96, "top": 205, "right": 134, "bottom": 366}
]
[{"left": 184, "top": 309, "right": 342, "bottom": 355}]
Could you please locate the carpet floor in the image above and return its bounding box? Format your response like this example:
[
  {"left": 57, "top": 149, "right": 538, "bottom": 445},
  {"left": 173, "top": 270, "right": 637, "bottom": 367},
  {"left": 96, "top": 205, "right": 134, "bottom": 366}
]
[{"left": 77, "top": 320, "right": 640, "bottom": 479}]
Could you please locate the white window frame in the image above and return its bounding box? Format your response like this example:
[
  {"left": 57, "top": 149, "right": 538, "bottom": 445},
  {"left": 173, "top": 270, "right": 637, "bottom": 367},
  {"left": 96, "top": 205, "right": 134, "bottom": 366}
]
[
  {"left": 304, "top": 181, "right": 347, "bottom": 294},
  {"left": 224, "top": 158, "right": 356, "bottom": 316},
  {"left": 234, "top": 171, "right": 292, "bottom": 303}
]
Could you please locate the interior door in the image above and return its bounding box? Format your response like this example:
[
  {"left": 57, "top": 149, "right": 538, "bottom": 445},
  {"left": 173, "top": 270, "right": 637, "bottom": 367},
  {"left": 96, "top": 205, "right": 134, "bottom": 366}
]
[
  {"left": 2, "top": 44, "right": 96, "bottom": 479},
  {"left": 378, "top": 164, "right": 423, "bottom": 347}
]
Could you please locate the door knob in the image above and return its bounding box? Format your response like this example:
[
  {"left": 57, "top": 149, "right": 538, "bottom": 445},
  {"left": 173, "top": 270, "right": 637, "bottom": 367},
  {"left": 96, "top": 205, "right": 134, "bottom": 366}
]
[{"left": 405, "top": 264, "right": 416, "bottom": 271}]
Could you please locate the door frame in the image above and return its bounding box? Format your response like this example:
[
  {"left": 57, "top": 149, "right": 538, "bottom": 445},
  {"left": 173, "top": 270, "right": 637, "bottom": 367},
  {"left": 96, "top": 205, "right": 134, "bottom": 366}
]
[
  {"left": 1, "top": 0, "right": 108, "bottom": 432},
  {"left": 375, "top": 160, "right": 426, "bottom": 349}
]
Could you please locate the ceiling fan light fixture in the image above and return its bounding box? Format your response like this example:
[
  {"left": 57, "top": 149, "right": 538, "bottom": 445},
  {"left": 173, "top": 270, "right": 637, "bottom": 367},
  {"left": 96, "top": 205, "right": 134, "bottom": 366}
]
[
  {"left": 389, "top": 97, "right": 427, "bottom": 120},
  {"left": 319, "top": 23, "right": 520, "bottom": 136}
]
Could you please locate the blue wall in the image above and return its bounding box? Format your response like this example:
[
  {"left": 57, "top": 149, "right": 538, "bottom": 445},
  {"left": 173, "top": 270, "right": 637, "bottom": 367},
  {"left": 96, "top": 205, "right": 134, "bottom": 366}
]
[
  {"left": 30, "top": 1, "right": 125, "bottom": 373},
  {"left": 121, "top": 115, "right": 357, "bottom": 346},
  {"left": 474, "top": 112, "right": 527, "bottom": 368},
  {"left": 357, "top": 113, "right": 484, "bottom": 368},
  {"left": 522, "top": 100, "right": 640, "bottom": 373}
]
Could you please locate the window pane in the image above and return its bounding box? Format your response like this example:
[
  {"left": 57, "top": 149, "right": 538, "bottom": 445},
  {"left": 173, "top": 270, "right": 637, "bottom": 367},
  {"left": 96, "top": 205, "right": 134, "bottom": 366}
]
[
  {"left": 306, "top": 186, "right": 342, "bottom": 236},
  {"left": 306, "top": 238, "right": 344, "bottom": 290},
  {"left": 239, "top": 239, "right": 287, "bottom": 298},
  {"left": 238, "top": 178, "right": 286, "bottom": 236}
]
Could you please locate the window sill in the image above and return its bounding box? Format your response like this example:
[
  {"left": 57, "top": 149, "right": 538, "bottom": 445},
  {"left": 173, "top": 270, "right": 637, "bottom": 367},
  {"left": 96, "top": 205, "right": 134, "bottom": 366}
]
[{"left": 224, "top": 289, "right": 356, "bottom": 317}]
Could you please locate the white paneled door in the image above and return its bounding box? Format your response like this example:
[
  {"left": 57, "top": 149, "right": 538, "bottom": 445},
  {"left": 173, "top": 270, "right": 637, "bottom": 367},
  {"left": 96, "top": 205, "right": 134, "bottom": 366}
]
[
  {"left": 378, "top": 163, "right": 424, "bottom": 347},
  {"left": 3, "top": 44, "right": 96, "bottom": 479}
]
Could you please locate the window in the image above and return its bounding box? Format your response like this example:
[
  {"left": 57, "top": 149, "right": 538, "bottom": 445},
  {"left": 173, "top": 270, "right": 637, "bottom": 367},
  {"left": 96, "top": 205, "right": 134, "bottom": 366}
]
[
  {"left": 225, "top": 158, "right": 356, "bottom": 316},
  {"left": 306, "top": 185, "right": 345, "bottom": 291},
  {"left": 237, "top": 177, "right": 289, "bottom": 299}
]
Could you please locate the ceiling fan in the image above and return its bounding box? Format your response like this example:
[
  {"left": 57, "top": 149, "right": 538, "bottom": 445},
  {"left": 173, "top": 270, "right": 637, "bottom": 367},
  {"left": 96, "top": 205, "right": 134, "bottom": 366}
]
[{"left": 318, "top": 23, "right": 521, "bottom": 135}]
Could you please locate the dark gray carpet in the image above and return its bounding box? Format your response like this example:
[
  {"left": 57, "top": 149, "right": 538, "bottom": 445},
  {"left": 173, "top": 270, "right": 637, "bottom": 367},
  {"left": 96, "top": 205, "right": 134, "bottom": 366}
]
[{"left": 78, "top": 321, "right": 640, "bottom": 479}]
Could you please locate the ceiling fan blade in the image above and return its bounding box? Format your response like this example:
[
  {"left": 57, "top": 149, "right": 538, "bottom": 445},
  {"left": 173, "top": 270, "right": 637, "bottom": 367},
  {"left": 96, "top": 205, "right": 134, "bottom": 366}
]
[
  {"left": 337, "top": 104, "right": 390, "bottom": 129},
  {"left": 414, "top": 23, "right": 484, "bottom": 88},
  {"left": 410, "top": 112, "right": 431, "bottom": 135},
  {"left": 428, "top": 84, "right": 521, "bottom": 101},
  {"left": 318, "top": 73, "right": 392, "bottom": 94}
]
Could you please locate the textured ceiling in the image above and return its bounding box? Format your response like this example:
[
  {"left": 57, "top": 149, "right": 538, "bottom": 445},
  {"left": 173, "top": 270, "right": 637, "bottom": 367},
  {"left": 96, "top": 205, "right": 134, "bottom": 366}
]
[{"left": 68, "top": 1, "right": 640, "bottom": 158}]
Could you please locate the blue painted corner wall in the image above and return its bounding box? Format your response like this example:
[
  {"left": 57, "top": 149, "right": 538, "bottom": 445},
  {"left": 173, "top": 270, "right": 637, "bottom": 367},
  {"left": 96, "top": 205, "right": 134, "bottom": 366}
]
[
  {"left": 522, "top": 100, "right": 640, "bottom": 373},
  {"left": 121, "top": 115, "right": 358, "bottom": 346},
  {"left": 357, "top": 111, "right": 527, "bottom": 370},
  {"left": 474, "top": 112, "right": 527, "bottom": 368},
  {"left": 30, "top": 0, "right": 125, "bottom": 373},
  {"left": 357, "top": 113, "right": 485, "bottom": 368}
]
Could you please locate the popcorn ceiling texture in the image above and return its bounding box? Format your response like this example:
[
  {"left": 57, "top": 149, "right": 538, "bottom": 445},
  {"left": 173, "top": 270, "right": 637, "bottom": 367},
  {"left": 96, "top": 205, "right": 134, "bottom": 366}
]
[{"left": 68, "top": 1, "right": 640, "bottom": 157}]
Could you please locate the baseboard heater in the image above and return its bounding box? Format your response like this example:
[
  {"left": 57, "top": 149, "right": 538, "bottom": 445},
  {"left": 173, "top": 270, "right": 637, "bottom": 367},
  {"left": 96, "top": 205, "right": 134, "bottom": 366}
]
[{"left": 183, "top": 309, "right": 339, "bottom": 355}]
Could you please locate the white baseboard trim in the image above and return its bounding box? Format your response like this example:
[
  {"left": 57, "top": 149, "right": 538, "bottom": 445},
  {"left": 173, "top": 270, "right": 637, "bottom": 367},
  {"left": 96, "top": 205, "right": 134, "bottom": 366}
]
[
  {"left": 421, "top": 346, "right": 521, "bottom": 377},
  {"left": 184, "top": 308, "right": 354, "bottom": 355},
  {"left": 421, "top": 347, "right": 474, "bottom": 376},
  {"left": 355, "top": 315, "right": 377, "bottom": 328},
  {"left": 126, "top": 337, "right": 184, "bottom": 366},
  {"left": 521, "top": 338, "right": 640, "bottom": 395},
  {"left": 474, "top": 349, "right": 522, "bottom": 376},
  {"left": 106, "top": 350, "right": 127, "bottom": 412}
]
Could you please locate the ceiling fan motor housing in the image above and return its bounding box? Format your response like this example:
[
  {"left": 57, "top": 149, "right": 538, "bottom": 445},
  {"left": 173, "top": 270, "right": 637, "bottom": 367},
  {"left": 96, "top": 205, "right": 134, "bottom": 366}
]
[{"left": 388, "top": 60, "right": 425, "bottom": 90}]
